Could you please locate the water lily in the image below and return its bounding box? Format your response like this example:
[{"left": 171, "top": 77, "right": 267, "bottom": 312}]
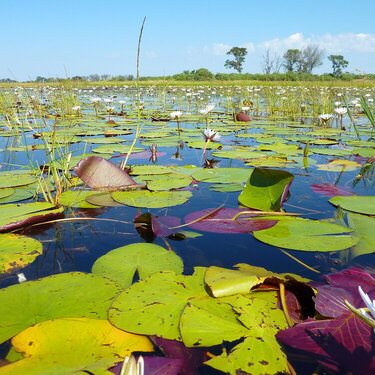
[
  {"left": 170, "top": 110, "right": 182, "bottom": 119},
  {"left": 17, "top": 273, "right": 27, "bottom": 283},
  {"left": 358, "top": 286, "right": 375, "bottom": 325},
  {"left": 345, "top": 286, "right": 375, "bottom": 330},
  {"left": 170, "top": 111, "right": 183, "bottom": 135},
  {"left": 334, "top": 107, "right": 348, "bottom": 116},
  {"left": 120, "top": 355, "right": 144, "bottom": 375},
  {"left": 202, "top": 128, "right": 221, "bottom": 143},
  {"left": 71, "top": 105, "right": 81, "bottom": 115},
  {"left": 318, "top": 114, "right": 333, "bottom": 126},
  {"left": 199, "top": 104, "right": 215, "bottom": 115}
]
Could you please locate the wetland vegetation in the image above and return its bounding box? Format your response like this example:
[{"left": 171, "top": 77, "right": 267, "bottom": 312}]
[{"left": 0, "top": 81, "right": 374, "bottom": 374}]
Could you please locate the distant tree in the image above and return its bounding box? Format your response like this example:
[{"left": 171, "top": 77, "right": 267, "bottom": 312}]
[
  {"left": 299, "top": 44, "right": 325, "bottom": 73},
  {"left": 191, "top": 68, "right": 213, "bottom": 80},
  {"left": 262, "top": 48, "right": 282, "bottom": 74},
  {"left": 328, "top": 55, "right": 349, "bottom": 77},
  {"left": 282, "top": 49, "right": 301, "bottom": 72},
  {"left": 35, "top": 76, "right": 47, "bottom": 82},
  {"left": 100, "top": 74, "right": 111, "bottom": 81},
  {"left": 224, "top": 47, "right": 247, "bottom": 73},
  {"left": 89, "top": 74, "right": 100, "bottom": 81}
]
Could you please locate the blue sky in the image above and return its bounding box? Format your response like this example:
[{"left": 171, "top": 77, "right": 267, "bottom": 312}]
[{"left": 1, "top": 0, "right": 375, "bottom": 80}]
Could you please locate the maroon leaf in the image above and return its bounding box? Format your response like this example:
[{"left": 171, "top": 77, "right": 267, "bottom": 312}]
[
  {"left": 236, "top": 112, "right": 252, "bottom": 122},
  {"left": 184, "top": 207, "right": 277, "bottom": 234},
  {"left": 73, "top": 156, "right": 137, "bottom": 189},
  {"left": 314, "top": 286, "right": 354, "bottom": 318},
  {"left": 134, "top": 213, "right": 181, "bottom": 240},
  {"left": 322, "top": 267, "right": 375, "bottom": 295},
  {"left": 277, "top": 313, "right": 375, "bottom": 373},
  {"left": 310, "top": 183, "right": 354, "bottom": 197},
  {"left": 126, "top": 150, "right": 167, "bottom": 160},
  {"left": 152, "top": 336, "right": 208, "bottom": 375}
]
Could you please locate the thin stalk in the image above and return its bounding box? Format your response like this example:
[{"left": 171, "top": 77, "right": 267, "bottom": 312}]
[{"left": 279, "top": 282, "right": 294, "bottom": 327}]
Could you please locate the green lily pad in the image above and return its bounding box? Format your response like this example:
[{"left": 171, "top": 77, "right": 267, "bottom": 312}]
[
  {"left": 253, "top": 217, "right": 359, "bottom": 252},
  {"left": 211, "top": 149, "right": 267, "bottom": 160},
  {"left": 111, "top": 190, "right": 192, "bottom": 208},
  {"left": 0, "top": 234, "right": 42, "bottom": 273},
  {"left": 0, "top": 272, "right": 122, "bottom": 343},
  {"left": 329, "top": 196, "right": 375, "bottom": 215},
  {"left": 1, "top": 318, "right": 152, "bottom": 375},
  {"left": 109, "top": 268, "right": 245, "bottom": 343},
  {"left": 0, "top": 174, "right": 36, "bottom": 188},
  {"left": 192, "top": 168, "right": 250, "bottom": 184},
  {"left": 238, "top": 168, "right": 294, "bottom": 211},
  {"left": 130, "top": 165, "right": 176, "bottom": 175},
  {"left": 139, "top": 173, "right": 193, "bottom": 191},
  {"left": 0, "top": 202, "right": 64, "bottom": 232},
  {"left": 0, "top": 188, "right": 14, "bottom": 199},
  {"left": 209, "top": 183, "right": 243, "bottom": 192},
  {"left": 92, "top": 144, "right": 144, "bottom": 154},
  {"left": 186, "top": 140, "right": 222, "bottom": 150},
  {"left": 310, "top": 148, "right": 353, "bottom": 156},
  {"left": 85, "top": 192, "right": 123, "bottom": 207},
  {"left": 92, "top": 243, "right": 184, "bottom": 288},
  {"left": 347, "top": 213, "right": 375, "bottom": 258},
  {"left": 58, "top": 190, "right": 101, "bottom": 208}
]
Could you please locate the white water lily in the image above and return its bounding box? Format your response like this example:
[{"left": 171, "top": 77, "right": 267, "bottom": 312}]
[
  {"left": 202, "top": 128, "right": 221, "bottom": 142},
  {"left": 17, "top": 273, "right": 27, "bottom": 283},
  {"left": 318, "top": 114, "right": 333, "bottom": 121},
  {"left": 90, "top": 97, "right": 101, "bottom": 103},
  {"left": 358, "top": 286, "right": 375, "bottom": 325},
  {"left": 334, "top": 107, "right": 347, "bottom": 116},
  {"left": 170, "top": 110, "right": 183, "bottom": 119},
  {"left": 105, "top": 106, "right": 115, "bottom": 113},
  {"left": 199, "top": 104, "right": 215, "bottom": 115},
  {"left": 120, "top": 355, "right": 144, "bottom": 375},
  {"left": 72, "top": 105, "right": 81, "bottom": 112}
]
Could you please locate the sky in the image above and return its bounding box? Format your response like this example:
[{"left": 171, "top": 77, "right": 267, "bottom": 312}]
[{"left": 1, "top": 0, "right": 375, "bottom": 80}]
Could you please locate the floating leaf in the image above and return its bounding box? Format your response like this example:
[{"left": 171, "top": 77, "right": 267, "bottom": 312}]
[
  {"left": 0, "top": 272, "right": 122, "bottom": 343},
  {"left": 329, "top": 196, "right": 375, "bottom": 215},
  {"left": 109, "top": 268, "right": 240, "bottom": 342},
  {"left": 192, "top": 168, "right": 250, "bottom": 184},
  {"left": 0, "top": 318, "right": 152, "bottom": 375},
  {"left": 347, "top": 213, "right": 375, "bottom": 257},
  {"left": 92, "top": 243, "right": 183, "bottom": 288},
  {"left": 0, "top": 202, "right": 64, "bottom": 232},
  {"left": 130, "top": 165, "right": 176, "bottom": 175},
  {"left": 112, "top": 190, "right": 192, "bottom": 208},
  {"left": 207, "top": 328, "right": 289, "bottom": 375},
  {"left": 0, "top": 174, "right": 36, "bottom": 188},
  {"left": 73, "top": 156, "right": 137, "bottom": 189},
  {"left": 211, "top": 149, "right": 267, "bottom": 160},
  {"left": 139, "top": 173, "right": 193, "bottom": 191},
  {"left": 0, "top": 234, "right": 42, "bottom": 273},
  {"left": 85, "top": 192, "right": 124, "bottom": 207},
  {"left": 238, "top": 168, "right": 294, "bottom": 211},
  {"left": 254, "top": 217, "right": 359, "bottom": 252},
  {"left": 0, "top": 188, "right": 14, "bottom": 199},
  {"left": 184, "top": 207, "right": 277, "bottom": 234},
  {"left": 310, "top": 183, "right": 354, "bottom": 197},
  {"left": 58, "top": 190, "right": 101, "bottom": 208}
]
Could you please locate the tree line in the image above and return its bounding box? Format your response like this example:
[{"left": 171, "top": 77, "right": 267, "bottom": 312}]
[{"left": 225, "top": 44, "right": 349, "bottom": 77}]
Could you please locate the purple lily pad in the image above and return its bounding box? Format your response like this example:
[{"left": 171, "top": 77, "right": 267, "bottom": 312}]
[
  {"left": 134, "top": 213, "right": 181, "bottom": 239},
  {"left": 310, "top": 183, "right": 354, "bottom": 197},
  {"left": 184, "top": 207, "right": 277, "bottom": 233},
  {"left": 73, "top": 156, "right": 137, "bottom": 189},
  {"left": 277, "top": 313, "right": 375, "bottom": 374},
  {"left": 236, "top": 112, "right": 252, "bottom": 122},
  {"left": 152, "top": 336, "right": 208, "bottom": 375}
]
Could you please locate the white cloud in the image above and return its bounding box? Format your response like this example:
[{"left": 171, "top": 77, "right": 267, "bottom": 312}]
[
  {"left": 212, "top": 43, "right": 231, "bottom": 56},
  {"left": 260, "top": 32, "right": 375, "bottom": 53}
]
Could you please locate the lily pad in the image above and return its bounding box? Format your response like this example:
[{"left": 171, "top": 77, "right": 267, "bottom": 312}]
[
  {"left": 253, "top": 217, "right": 359, "bottom": 252},
  {"left": 92, "top": 243, "right": 184, "bottom": 288},
  {"left": 111, "top": 190, "right": 192, "bottom": 208},
  {"left": 139, "top": 173, "right": 193, "bottom": 191},
  {"left": 238, "top": 168, "right": 294, "bottom": 211},
  {"left": 0, "top": 174, "right": 36, "bottom": 188},
  {"left": 0, "top": 202, "right": 64, "bottom": 232},
  {"left": 58, "top": 190, "right": 101, "bottom": 208},
  {"left": 0, "top": 188, "right": 14, "bottom": 199},
  {"left": 347, "top": 213, "right": 375, "bottom": 257},
  {"left": 0, "top": 272, "right": 122, "bottom": 343},
  {"left": 1, "top": 318, "right": 152, "bottom": 375},
  {"left": 73, "top": 156, "right": 137, "bottom": 189},
  {"left": 184, "top": 207, "right": 277, "bottom": 234},
  {"left": 192, "top": 168, "right": 250, "bottom": 184},
  {"left": 0, "top": 234, "right": 42, "bottom": 273},
  {"left": 329, "top": 196, "right": 375, "bottom": 215}
]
